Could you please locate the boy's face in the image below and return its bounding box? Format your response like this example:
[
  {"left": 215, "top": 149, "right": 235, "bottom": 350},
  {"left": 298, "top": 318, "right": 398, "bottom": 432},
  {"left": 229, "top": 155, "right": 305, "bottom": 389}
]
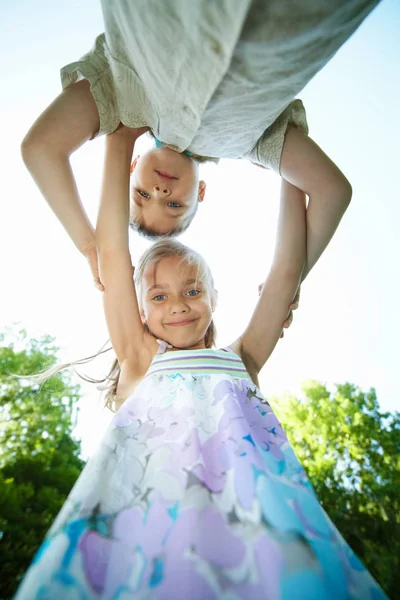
[{"left": 130, "top": 147, "right": 205, "bottom": 235}]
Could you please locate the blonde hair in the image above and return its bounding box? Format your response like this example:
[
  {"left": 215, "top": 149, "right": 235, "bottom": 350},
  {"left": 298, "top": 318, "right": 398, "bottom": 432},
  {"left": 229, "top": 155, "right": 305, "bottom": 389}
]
[
  {"left": 32, "top": 240, "right": 217, "bottom": 411},
  {"left": 135, "top": 238, "right": 217, "bottom": 309}
]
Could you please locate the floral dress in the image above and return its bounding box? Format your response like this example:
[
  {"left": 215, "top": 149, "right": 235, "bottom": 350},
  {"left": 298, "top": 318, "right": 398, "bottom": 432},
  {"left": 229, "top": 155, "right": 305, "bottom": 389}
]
[{"left": 15, "top": 349, "right": 387, "bottom": 599}]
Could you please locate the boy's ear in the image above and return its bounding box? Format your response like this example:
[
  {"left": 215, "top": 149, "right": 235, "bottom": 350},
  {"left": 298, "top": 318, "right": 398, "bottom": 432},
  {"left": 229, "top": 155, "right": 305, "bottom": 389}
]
[
  {"left": 198, "top": 180, "right": 206, "bottom": 202},
  {"left": 130, "top": 155, "right": 140, "bottom": 174}
]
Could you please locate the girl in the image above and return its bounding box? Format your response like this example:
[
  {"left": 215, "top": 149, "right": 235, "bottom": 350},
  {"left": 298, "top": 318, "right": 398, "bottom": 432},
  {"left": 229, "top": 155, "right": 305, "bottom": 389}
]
[
  {"left": 15, "top": 128, "right": 387, "bottom": 599},
  {"left": 21, "top": 0, "right": 379, "bottom": 282}
]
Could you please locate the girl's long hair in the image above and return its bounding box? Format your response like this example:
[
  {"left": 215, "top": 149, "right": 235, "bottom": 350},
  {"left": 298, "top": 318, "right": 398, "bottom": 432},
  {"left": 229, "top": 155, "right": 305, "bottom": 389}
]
[{"left": 30, "top": 240, "right": 217, "bottom": 411}]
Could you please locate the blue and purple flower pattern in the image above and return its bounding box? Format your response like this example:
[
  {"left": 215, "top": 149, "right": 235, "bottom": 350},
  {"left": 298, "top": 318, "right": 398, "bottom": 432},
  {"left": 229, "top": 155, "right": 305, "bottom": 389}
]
[{"left": 15, "top": 350, "right": 387, "bottom": 599}]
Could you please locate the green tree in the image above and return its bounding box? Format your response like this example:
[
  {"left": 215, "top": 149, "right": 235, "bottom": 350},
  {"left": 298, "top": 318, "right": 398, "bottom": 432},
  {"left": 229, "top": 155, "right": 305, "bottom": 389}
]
[
  {"left": 272, "top": 381, "right": 400, "bottom": 598},
  {"left": 0, "top": 330, "right": 84, "bottom": 599}
]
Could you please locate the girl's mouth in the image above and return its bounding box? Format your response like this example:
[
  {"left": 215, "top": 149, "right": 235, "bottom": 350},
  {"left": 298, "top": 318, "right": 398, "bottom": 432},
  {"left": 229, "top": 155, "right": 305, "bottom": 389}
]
[{"left": 166, "top": 319, "right": 196, "bottom": 327}]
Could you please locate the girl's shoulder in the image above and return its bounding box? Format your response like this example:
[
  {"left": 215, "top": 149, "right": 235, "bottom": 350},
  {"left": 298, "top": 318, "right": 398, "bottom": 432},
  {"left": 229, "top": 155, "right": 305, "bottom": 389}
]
[
  {"left": 116, "top": 333, "right": 160, "bottom": 402},
  {"left": 228, "top": 339, "right": 260, "bottom": 388}
]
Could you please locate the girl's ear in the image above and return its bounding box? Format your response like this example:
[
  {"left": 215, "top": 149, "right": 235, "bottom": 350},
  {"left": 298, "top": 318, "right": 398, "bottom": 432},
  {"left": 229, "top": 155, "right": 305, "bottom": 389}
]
[
  {"left": 198, "top": 180, "right": 206, "bottom": 202},
  {"left": 130, "top": 156, "right": 140, "bottom": 174}
]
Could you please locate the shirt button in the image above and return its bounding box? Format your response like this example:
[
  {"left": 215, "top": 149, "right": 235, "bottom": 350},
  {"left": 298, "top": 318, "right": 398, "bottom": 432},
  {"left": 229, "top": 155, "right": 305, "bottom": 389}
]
[{"left": 211, "top": 41, "right": 223, "bottom": 56}]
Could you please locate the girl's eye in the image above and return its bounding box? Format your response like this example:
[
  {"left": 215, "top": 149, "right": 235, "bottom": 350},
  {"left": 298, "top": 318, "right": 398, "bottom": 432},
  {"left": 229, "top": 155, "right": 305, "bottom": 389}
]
[
  {"left": 153, "top": 295, "right": 166, "bottom": 301},
  {"left": 138, "top": 190, "right": 151, "bottom": 199},
  {"left": 167, "top": 202, "right": 181, "bottom": 208},
  {"left": 186, "top": 289, "right": 201, "bottom": 297}
]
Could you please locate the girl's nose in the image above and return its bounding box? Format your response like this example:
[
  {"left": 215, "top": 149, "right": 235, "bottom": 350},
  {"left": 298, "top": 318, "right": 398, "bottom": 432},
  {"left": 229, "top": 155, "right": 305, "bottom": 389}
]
[{"left": 170, "top": 301, "right": 189, "bottom": 314}]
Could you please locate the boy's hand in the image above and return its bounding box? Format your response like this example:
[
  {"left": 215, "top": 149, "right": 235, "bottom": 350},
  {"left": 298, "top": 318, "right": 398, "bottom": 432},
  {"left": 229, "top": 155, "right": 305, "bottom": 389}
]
[
  {"left": 258, "top": 284, "right": 300, "bottom": 338},
  {"left": 82, "top": 243, "right": 104, "bottom": 292},
  {"left": 281, "top": 288, "right": 300, "bottom": 338}
]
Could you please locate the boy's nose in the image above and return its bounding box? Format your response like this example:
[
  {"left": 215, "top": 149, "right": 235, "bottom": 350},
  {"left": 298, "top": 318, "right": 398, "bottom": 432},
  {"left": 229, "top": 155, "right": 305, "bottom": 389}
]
[{"left": 153, "top": 184, "right": 171, "bottom": 197}]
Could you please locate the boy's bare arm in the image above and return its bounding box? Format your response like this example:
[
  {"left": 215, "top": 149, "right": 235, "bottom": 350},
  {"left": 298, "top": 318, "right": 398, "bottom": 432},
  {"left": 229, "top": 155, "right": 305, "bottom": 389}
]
[
  {"left": 280, "top": 127, "right": 352, "bottom": 282},
  {"left": 21, "top": 80, "right": 101, "bottom": 254}
]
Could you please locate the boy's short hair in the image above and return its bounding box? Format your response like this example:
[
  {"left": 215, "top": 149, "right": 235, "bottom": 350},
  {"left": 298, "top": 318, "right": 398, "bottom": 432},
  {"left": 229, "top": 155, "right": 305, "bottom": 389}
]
[
  {"left": 129, "top": 199, "right": 199, "bottom": 239},
  {"left": 129, "top": 218, "right": 190, "bottom": 240}
]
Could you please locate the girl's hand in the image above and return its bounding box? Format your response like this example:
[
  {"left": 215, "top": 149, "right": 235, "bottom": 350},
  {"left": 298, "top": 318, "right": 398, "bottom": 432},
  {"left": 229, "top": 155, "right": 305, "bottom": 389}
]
[
  {"left": 110, "top": 123, "right": 149, "bottom": 143},
  {"left": 258, "top": 284, "right": 300, "bottom": 338},
  {"left": 82, "top": 243, "right": 104, "bottom": 292}
]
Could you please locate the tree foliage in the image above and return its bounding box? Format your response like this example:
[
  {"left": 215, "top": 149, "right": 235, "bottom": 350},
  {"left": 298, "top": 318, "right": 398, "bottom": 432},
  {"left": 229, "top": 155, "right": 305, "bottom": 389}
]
[
  {"left": 272, "top": 381, "right": 400, "bottom": 598},
  {"left": 0, "top": 330, "right": 84, "bottom": 599}
]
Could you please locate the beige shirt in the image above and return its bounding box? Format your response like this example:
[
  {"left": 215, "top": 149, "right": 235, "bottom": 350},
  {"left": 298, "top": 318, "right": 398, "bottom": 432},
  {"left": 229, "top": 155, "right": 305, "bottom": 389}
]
[{"left": 61, "top": 0, "right": 378, "bottom": 172}]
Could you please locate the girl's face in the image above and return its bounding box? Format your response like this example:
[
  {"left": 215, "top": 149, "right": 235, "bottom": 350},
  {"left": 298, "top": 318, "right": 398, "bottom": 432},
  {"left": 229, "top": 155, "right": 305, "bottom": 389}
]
[
  {"left": 141, "top": 256, "right": 214, "bottom": 349},
  {"left": 130, "top": 147, "right": 205, "bottom": 235}
]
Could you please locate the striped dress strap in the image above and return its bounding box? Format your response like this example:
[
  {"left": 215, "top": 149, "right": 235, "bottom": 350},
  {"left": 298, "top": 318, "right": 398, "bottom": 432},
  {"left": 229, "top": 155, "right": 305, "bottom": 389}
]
[
  {"left": 222, "top": 346, "right": 235, "bottom": 354},
  {"left": 146, "top": 349, "right": 251, "bottom": 380}
]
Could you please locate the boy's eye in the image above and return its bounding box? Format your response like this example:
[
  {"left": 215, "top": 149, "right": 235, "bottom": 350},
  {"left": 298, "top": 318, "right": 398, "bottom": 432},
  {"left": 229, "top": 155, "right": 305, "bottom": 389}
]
[
  {"left": 138, "top": 190, "right": 151, "bottom": 199},
  {"left": 153, "top": 294, "right": 166, "bottom": 301},
  {"left": 186, "top": 289, "right": 201, "bottom": 297},
  {"left": 167, "top": 202, "right": 181, "bottom": 208}
]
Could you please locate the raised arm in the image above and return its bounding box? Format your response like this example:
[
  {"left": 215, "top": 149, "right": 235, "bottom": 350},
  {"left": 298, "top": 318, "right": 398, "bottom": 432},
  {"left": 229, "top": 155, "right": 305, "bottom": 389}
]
[
  {"left": 233, "top": 180, "right": 306, "bottom": 375},
  {"left": 20, "top": 81, "right": 100, "bottom": 255},
  {"left": 280, "top": 126, "right": 352, "bottom": 282},
  {"left": 96, "top": 127, "right": 154, "bottom": 383}
]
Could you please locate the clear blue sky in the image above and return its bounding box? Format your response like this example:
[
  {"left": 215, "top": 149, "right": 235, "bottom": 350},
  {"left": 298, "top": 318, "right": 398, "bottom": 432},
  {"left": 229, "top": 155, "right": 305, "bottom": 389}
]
[{"left": 1, "top": 0, "right": 399, "bottom": 455}]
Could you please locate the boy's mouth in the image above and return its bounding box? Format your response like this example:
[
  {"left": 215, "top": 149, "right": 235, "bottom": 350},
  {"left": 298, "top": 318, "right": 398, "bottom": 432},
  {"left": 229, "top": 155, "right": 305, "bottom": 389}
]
[{"left": 155, "top": 170, "right": 178, "bottom": 181}]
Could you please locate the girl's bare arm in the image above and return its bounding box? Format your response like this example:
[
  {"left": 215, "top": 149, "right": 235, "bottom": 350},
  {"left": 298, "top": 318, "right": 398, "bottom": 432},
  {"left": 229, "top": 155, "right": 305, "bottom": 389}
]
[
  {"left": 233, "top": 180, "right": 306, "bottom": 374},
  {"left": 96, "top": 129, "right": 155, "bottom": 378},
  {"left": 21, "top": 80, "right": 101, "bottom": 254},
  {"left": 280, "top": 126, "right": 352, "bottom": 282}
]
